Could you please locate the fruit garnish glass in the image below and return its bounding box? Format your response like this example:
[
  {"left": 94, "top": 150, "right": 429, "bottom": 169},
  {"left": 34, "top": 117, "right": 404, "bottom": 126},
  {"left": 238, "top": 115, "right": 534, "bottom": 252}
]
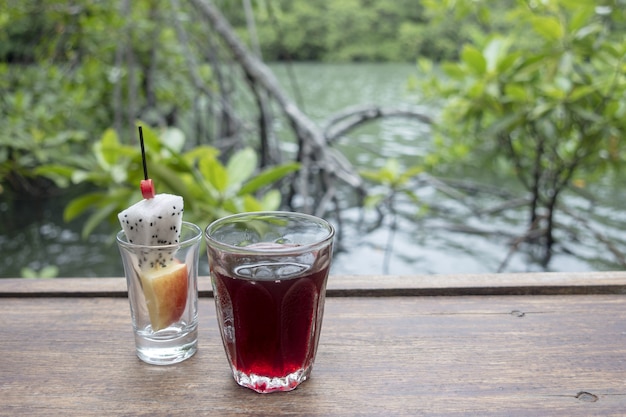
[
  {"left": 205, "top": 211, "right": 335, "bottom": 393},
  {"left": 117, "top": 221, "right": 202, "bottom": 365}
]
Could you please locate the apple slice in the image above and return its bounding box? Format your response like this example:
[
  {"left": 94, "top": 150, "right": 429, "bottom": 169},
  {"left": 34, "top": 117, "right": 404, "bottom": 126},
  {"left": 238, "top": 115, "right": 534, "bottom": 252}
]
[{"left": 140, "top": 262, "right": 188, "bottom": 331}]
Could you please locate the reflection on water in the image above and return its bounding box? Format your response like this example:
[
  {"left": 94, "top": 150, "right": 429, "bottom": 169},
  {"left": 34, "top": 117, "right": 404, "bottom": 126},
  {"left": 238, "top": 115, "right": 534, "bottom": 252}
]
[
  {"left": 1, "top": 64, "right": 624, "bottom": 277},
  {"left": 0, "top": 193, "right": 123, "bottom": 278},
  {"left": 331, "top": 178, "right": 626, "bottom": 276},
  {"left": 2, "top": 177, "right": 623, "bottom": 278}
]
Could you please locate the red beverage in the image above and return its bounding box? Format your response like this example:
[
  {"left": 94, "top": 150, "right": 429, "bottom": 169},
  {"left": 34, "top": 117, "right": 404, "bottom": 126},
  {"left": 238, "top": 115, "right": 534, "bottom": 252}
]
[
  {"left": 205, "top": 211, "right": 335, "bottom": 393},
  {"left": 209, "top": 244, "right": 332, "bottom": 393}
]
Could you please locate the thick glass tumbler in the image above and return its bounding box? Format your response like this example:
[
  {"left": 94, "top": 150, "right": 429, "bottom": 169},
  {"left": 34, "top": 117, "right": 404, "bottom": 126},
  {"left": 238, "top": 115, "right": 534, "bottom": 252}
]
[
  {"left": 205, "top": 211, "right": 334, "bottom": 393},
  {"left": 117, "top": 221, "right": 201, "bottom": 365}
]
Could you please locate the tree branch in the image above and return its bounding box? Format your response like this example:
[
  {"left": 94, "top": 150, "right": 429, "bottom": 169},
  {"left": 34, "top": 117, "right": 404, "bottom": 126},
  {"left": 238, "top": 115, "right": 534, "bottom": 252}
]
[
  {"left": 323, "top": 105, "right": 432, "bottom": 144},
  {"left": 188, "top": 0, "right": 364, "bottom": 194}
]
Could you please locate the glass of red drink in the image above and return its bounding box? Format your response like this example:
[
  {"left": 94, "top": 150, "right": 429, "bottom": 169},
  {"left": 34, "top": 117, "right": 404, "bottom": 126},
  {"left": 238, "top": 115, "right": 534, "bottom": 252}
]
[{"left": 205, "top": 211, "right": 334, "bottom": 393}]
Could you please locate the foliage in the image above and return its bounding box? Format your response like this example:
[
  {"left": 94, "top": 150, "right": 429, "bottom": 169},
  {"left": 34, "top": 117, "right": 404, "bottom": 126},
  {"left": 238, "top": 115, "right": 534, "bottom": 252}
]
[
  {"left": 359, "top": 158, "right": 425, "bottom": 274},
  {"left": 0, "top": 1, "right": 127, "bottom": 195},
  {"left": 420, "top": 0, "right": 626, "bottom": 258},
  {"left": 0, "top": 0, "right": 207, "bottom": 197},
  {"left": 222, "top": 0, "right": 498, "bottom": 62},
  {"left": 40, "top": 123, "right": 299, "bottom": 238},
  {"left": 0, "top": 58, "right": 111, "bottom": 195},
  {"left": 21, "top": 265, "right": 59, "bottom": 279},
  {"left": 0, "top": 0, "right": 514, "bottom": 198},
  {"left": 360, "top": 158, "right": 423, "bottom": 210}
]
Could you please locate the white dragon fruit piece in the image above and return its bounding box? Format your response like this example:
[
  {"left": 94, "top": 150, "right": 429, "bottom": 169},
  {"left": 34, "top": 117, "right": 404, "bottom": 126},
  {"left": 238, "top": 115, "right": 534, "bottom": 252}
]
[{"left": 118, "top": 193, "right": 184, "bottom": 270}]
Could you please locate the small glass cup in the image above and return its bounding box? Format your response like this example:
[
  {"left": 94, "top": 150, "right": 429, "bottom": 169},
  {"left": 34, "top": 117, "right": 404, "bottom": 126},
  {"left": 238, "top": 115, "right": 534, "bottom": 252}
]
[
  {"left": 117, "top": 221, "right": 201, "bottom": 365},
  {"left": 205, "top": 211, "right": 335, "bottom": 393}
]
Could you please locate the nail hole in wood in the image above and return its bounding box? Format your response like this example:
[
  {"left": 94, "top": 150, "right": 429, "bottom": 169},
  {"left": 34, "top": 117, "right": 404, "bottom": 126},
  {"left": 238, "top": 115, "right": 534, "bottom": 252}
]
[{"left": 576, "top": 391, "right": 598, "bottom": 402}]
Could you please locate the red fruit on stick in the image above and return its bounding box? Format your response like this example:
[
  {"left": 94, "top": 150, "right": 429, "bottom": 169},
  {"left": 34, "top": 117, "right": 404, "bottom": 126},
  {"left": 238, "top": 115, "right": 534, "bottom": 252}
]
[
  {"left": 141, "top": 179, "right": 155, "bottom": 199},
  {"left": 138, "top": 126, "right": 155, "bottom": 199}
]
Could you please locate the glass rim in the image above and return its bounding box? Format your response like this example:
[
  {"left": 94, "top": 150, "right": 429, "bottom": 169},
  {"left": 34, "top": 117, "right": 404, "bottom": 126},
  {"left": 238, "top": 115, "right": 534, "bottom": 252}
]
[
  {"left": 116, "top": 221, "right": 202, "bottom": 249},
  {"left": 204, "top": 211, "right": 335, "bottom": 255}
]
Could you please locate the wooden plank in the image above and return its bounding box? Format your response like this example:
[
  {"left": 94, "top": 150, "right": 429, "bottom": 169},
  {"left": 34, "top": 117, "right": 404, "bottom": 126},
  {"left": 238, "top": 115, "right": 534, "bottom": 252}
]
[
  {"left": 0, "top": 277, "right": 130, "bottom": 297},
  {"left": 1, "top": 295, "right": 625, "bottom": 416},
  {"left": 326, "top": 270, "right": 626, "bottom": 296},
  {"left": 1, "top": 271, "right": 626, "bottom": 297}
]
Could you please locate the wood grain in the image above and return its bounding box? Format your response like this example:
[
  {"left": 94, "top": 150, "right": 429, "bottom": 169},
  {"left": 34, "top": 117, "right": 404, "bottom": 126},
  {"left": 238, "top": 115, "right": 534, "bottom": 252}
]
[
  {"left": 1, "top": 270, "right": 626, "bottom": 297},
  {"left": 1, "top": 293, "right": 625, "bottom": 416}
]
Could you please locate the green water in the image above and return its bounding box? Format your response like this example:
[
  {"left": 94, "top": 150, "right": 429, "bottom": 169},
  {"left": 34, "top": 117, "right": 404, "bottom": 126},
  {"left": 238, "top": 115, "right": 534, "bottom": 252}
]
[{"left": 1, "top": 63, "right": 624, "bottom": 278}]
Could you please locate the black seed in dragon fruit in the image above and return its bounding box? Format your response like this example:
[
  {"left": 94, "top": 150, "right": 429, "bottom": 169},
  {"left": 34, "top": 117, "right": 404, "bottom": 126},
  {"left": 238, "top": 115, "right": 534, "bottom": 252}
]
[{"left": 117, "top": 193, "right": 184, "bottom": 270}]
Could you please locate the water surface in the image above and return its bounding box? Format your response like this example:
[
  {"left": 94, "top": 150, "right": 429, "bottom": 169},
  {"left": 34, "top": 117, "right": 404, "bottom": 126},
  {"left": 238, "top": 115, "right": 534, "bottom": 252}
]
[{"left": 1, "top": 63, "right": 624, "bottom": 278}]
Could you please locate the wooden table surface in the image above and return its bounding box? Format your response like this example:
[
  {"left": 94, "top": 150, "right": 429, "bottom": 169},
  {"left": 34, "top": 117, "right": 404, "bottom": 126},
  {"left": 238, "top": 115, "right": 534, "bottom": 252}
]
[{"left": 1, "top": 271, "right": 625, "bottom": 416}]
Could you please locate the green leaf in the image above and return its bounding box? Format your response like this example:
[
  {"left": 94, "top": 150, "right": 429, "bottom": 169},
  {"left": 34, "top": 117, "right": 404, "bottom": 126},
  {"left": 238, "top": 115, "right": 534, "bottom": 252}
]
[
  {"left": 137, "top": 123, "right": 162, "bottom": 153},
  {"left": 531, "top": 16, "right": 564, "bottom": 41},
  {"left": 364, "top": 193, "right": 385, "bottom": 209},
  {"left": 505, "top": 84, "right": 527, "bottom": 101},
  {"left": 568, "top": 85, "right": 595, "bottom": 101},
  {"left": 242, "top": 195, "right": 264, "bottom": 212},
  {"left": 461, "top": 45, "right": 486, "bottom": 75},
  {"left": 483, "top": 38, "right": 508, "bottom": 73},
  {"left": 34, "top": 165, "right": 74, "bottom": 178},
  {"left": 574, "top": 22, "right": 602, "bottom": 41},
  {"left": 160, "top": 127, "right": 186, "bottom": 153},
  {"left": 417, "top": 58, "right": 433, "bottom": 73},
  {"left": 227, "top": 148, "right": 257, "bottom": 189},
  {"left": 570, "top": 105, "right": 603, "bottom": 123},
  {"left": 569, "top": 6, "right": 596, "bottom": 33},
  {"left": 71, "top": 170, "right": 90, "bottom": 184},
  {"left": 39, "top": 265, "right": 59, "bottom": 279},
  {"left": 221, "top": 198, "right": 240, "bottom": 214},
  {"left": 399, "top": 165, "right": 424, "bottom": 184},
  {"left": 200, "top": 157, "right": 228, "bottom": 193},
  {"left": 110, "top": 165, "right": 128, "bottom": 184},
  {"left": 64, "top": 192, "right": 107, "bottom": 222},
  {"left": 239, "top": 162, "right": 300, "bottom": 195},
  {"left": 82, "top": 202, "right": 118, "bottom": 239},
  {"left": 379, "top": 159, "right": 401, "bottom": 184},
  {"left": 497, "top": 51, "right": 522, "bottom": 73},
  {"left": 441, "top": 62, "right": 466, "bottom": 79},
  {"left": 21, "top": 267, "right": 38, "bottom": 279},
  {"left": 529, "top": 103, "right": 554, "bottom": 120},
  {"left": 98, "top": 128, "right": 121, "bottom": 166},
  {"left": 360, "top": 171, "right": 382, "bottom": 183},
  {"left": 33, "top": 164, "right": 75, "bottom": 187},
  {"left": 484, "top": 112, "right": 523, "bottom": 137},
  {"left": 260, "top": 189, "right": 282, "bottom": 210},
  {"left": 467, "top": 80, "right": 486, "bottom": 99},
  {"left": 603, "top": 100, "right": 622, "bottom": 119},
  {"left": 183, "top": 145, "right": 220, "bottom": 163},
  {"left": 150, "top": 164, "right": 198, "bottom": 203},
  {"left": 541, "top": 84, "right": 567, "bottom": 100}
]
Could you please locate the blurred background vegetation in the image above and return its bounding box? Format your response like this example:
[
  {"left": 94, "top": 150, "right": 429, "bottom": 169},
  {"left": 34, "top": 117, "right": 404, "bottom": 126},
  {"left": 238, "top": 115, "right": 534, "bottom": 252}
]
[{"left": 1, "top": 0, "right": 625, "bottom": 277}]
